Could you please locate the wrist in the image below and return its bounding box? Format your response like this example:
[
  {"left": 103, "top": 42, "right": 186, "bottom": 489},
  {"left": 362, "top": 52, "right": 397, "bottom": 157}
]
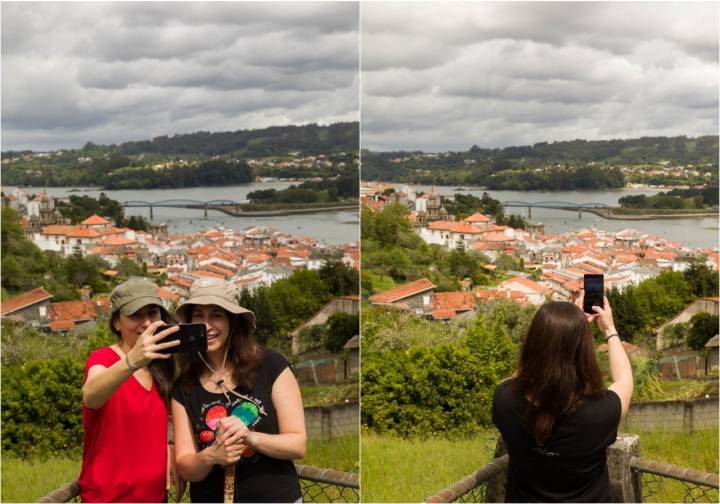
[
  {"left": 605, "top": 332, "right": 620, "bottom": 342},
  {"left": 245, "top": 431, "right": 260, "bottom": 449},
  {"left": 204, "top": 443, "right": 221, "bottom": 466},
  {"left": 602, "top": 325, "right": 617, "bottom": 337},
  {"left": 125, "top": 353, "right": 139, "bottom": 372}
]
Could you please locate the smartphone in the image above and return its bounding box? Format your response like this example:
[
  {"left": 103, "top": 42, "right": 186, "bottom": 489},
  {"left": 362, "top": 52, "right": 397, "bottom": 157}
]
[
  {"left": 155, "top": 323, "right": 208, "bottom": 353},
  {"left": 583, "top": 274, "right": 604, "bottom": 314}
]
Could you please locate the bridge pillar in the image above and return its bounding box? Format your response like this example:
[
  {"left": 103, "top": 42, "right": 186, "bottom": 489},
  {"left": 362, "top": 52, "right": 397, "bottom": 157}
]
[
  {"left": 527, "top": 206, "right": 532, "bottom": 220},
  {"left": 149, "top": 206, "right": 153, "bottom": 220},
  {"left": 204, "top": 206, "right": 208, "bottom": 218},
  {"left": 578, "top": 208, "right": 582, "bottom": 219}
]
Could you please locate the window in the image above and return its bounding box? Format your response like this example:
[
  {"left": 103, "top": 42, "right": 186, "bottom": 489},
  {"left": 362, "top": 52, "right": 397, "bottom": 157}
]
[{"left": 39, "top": 305, "right": 47, "bottom": 317}]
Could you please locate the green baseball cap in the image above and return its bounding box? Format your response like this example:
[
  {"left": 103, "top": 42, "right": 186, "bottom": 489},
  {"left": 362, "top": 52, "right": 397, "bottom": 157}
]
[{"left": 111, "top": 278, "right": 164, "bottom": 316}]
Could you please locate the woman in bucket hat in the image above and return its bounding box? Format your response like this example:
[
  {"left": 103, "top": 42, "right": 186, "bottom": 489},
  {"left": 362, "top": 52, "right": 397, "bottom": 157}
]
[
  {"left": 79, "top": 277, "right": 184, "bottom": 502},
  {"left": 171, "top": 277, "right": 305, "bottom": 503}
]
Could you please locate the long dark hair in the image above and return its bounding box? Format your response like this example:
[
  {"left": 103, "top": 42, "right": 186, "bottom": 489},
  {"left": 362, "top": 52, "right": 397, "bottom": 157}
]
[
  {"left": 515, "top": 301, "right": 604, "bottom": 446},
  {"left": 176, "top": 307, "right": 263, "bottom": 394},
  {"left": 110, "top": 306, "right": 176, "bottom": 407}
]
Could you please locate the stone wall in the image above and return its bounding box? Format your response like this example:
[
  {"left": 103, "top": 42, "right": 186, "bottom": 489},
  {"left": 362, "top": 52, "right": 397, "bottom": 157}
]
[
  {"left": 305, "top": 401, "right": 359, "bottom": 440},
  {"left": 622, "top": 397, "right": 719, "bottom": 432}
]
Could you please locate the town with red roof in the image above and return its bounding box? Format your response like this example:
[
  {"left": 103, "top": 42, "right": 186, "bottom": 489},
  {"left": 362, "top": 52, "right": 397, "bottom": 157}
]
[{"left": 363, "top": 182, "right": 718, "bottom": 321}]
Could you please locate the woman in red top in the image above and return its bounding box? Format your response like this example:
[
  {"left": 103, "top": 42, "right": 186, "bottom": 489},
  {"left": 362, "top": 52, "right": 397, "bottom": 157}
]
[{"left": 79, "top": 278, "right": 183, "bottom": 502}]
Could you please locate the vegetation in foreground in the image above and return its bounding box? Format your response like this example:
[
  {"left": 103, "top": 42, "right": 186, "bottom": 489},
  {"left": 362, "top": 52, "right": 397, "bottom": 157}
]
[
  {"left": 361, "top": 429, "right": 718, "bottom": 503},
  {"left": 1, "top": 434, "right": 358, "bottom": 503}
]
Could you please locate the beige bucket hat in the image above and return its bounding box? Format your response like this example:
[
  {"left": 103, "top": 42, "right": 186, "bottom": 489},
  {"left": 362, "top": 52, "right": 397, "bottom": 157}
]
[
  {"left": 111, "top": 277, "right": 166, "bottom": 316},
  {"left": 176, "top": 278, "right": 256, "bottom": 332}
]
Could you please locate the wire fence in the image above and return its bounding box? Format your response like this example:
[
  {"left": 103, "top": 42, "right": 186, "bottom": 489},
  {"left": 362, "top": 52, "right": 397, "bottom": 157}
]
[
  {"left": 630, "top": 457, "right": 719, "bottom": 503},
  {"left": 35, "top": 464, "right": 359, "bottom": 503},
  {"left": 424, "top": 455, "right": 508, "bottom": 503}
]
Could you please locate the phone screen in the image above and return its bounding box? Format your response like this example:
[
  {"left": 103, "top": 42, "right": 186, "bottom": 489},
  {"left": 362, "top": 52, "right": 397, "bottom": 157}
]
[
  {"left": 583, "top": 275, "right": 604, "bottom": 314},
  {"left": 156, "top": 323, "right": 208, "bottom": 353}
]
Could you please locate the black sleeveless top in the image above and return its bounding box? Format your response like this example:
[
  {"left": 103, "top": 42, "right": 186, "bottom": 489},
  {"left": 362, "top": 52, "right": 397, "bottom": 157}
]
[{"left": 172, "top": 348, "right": 301, "bottom": 503}]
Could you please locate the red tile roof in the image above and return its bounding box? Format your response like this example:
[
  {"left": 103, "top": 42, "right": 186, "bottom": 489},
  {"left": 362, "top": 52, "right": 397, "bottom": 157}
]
[
  {"left": 500, "top": 276, "right": 546, "bottom": 294},
  {"left": 101, "top": 236, "right": 137, "bottom": 246},
  {"left": 158, "top": 287, "right": 180, "bottom": 303},
  {"left": 465, "top": 212, "right": 491, "bottom": 223},
  {"left": 191, "top": 270, "right": 225, "bottom": 279},
  {"left": 427, "top": 221, "right": 486, "bottom": 234},
  {"left": 81, "top": 214, "right": 110, "bottom": 226},
  {"left": 50, "top": 300, "right": 96, "bottom": 322},
  {"left": 1, "top": 287, "right": 53, "bottom": 316},
  {"left": 169, "top": 275, "right": 194, "bottom": 288},
  {"left": 369, "top": 278, "right": 436, "bottom": 305},
  {"left": 482, "top": 232, "right": 514, "bottom": 242},
  {"left": 433, "top": 291, "right": 476, "bottom": 312},
  {"left": 432, "top": 309, "right": 456, "bottom": 319},
  {"left": 49, "top": 320, "right": 75, "bottom": 331}
]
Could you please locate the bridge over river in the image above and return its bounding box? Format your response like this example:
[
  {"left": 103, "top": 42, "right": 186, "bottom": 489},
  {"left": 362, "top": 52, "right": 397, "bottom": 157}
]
[
  {"left": 122, "top": 199, "right": 357, "bottom": 218},
  {"left": 502, "top": 200, "right": 610, "bottom": 219}
]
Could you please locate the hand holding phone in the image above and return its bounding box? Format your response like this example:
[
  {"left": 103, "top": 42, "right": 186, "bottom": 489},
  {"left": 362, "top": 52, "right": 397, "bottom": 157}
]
[
  {"left": 155, "top": 323, "right": 208, "bottom": 353},
  {"left": 582, "top": 274, "right": 604, "bottom": 314}
]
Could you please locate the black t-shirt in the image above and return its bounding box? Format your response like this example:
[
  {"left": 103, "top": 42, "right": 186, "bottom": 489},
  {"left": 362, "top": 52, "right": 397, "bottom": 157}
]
[
  {"left": 172, "top": 348, "right": 301, "bottom": 503},
  {"left": 492, "top": 378, "right": 621, "bottom": 503}
]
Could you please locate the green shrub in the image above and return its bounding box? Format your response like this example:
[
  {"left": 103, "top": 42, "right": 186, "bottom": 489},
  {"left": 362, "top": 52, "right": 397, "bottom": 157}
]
[{"left": 2, "top": 356, "right": 85, "bottom": 457}]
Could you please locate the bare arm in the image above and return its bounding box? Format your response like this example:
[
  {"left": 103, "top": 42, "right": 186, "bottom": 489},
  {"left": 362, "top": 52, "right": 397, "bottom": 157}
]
[
  {"left": 591, "top": 296, "right": 633, "bottom": 420},
  {"left": 217, "top": 367, "right": 306, "bottom": 460},
  {"left": 82, "top": 321, "right": 179, "bottom": 409},
  {"left": 172, "top": 399, "right": 244, "bottom": 482}
]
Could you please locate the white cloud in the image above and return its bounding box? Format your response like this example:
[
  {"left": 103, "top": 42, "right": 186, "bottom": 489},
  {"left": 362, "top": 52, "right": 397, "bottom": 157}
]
[
  {"left": 1, "top": 2, "right": 359, "bottom": 151},
  {"left": 362, "top": 1, "right": 719, "bottom": 151}
]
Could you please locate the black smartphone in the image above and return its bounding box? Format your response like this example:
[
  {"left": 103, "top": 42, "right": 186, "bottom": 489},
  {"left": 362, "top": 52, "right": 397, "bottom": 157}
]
[
  {"left": 583, "top": 274, "right": 604, "bottom": 314},
  {"left": 155, "top": 323, "right": 207, "bottom": 353}
]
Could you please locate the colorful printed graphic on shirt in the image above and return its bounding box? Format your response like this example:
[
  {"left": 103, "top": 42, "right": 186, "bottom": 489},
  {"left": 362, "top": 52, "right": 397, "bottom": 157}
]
[{"left": 196, "top": 395, "right": 264, "bottom": 464}]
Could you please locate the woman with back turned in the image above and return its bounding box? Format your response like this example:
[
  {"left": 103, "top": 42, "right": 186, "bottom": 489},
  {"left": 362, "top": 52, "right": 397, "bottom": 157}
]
[{"left": 492, "top": 292, "right": 633, "bottom": 503}]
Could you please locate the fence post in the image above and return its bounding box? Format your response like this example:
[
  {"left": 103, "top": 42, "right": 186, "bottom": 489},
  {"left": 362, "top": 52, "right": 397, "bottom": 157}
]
[
  {"left": 607, "top": 433, "right": 641, "bottom": 503},
  {"left": 486, "top": 436, "right": 508, "bottom": 502},
  {"left": 683, "top": 401, "right": 694, "bottom": 432}
]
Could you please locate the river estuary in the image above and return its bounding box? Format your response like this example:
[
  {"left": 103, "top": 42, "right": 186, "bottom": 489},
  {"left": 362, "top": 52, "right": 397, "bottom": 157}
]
[
  {"left": 6, "top": 183, "right": 359, "bottom": 245},
  {"left": 6, "top": 184, "right": 718, "bottom": 249},
  {"left": 407, "top": 185, "right": 718, "bottom": 249}
]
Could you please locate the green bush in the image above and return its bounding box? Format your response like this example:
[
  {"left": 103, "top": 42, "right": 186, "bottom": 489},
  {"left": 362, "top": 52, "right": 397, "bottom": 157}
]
[
  {"left": 362, "top": 345, "right": 492, "bottom": 437},
  {"left": 362, "top": 316, "right": 516, "bottom": 437},
  {"left": 1, "top": 325, "right": 116, "bottom": 458},
  {"left": 2, "top": 356, "right": 85, "bottom": 457}
]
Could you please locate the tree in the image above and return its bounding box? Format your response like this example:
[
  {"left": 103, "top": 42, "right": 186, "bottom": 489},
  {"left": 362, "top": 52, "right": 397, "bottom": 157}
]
[
  {"left": 325, "top": 313, "right": 359, "bottom": 353},
  {"left": 239, "top": 286, "right": 279, "bottom": 345},
  {"left": 687, "top": 313, "right": 719, "bottom": 350},
  {"left": 319, "top": 260, "right": 359, "bottom": 297},
  {"left": 683, "top": 262, "right": 719, "bottom": 298}
]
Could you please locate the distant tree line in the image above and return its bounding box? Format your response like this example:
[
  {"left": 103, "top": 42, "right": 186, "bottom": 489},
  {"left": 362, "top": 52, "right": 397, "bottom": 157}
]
[
  {"left": 247, "top": 176, "right": 358, "bottom": 204},
  {"left": 362, "top": 135, "right": 718, "bottom": 188},
  {"left": 618, "top": 186, "right": 719, "bottom": 209},
  {"left": 1, "top": 122, "right": 359, "bottom": 188},
  {"left": 113, "top": 122, "right": 358, "bottom": 156}
]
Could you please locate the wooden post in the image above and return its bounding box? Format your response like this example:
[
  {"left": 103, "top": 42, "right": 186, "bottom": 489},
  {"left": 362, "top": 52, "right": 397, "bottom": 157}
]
[
  {"left": 486, "top": 436, "right": 508, "bottom": 502},
  {"left": 607, "top": 433, "right": 641, "bottom": 502}
]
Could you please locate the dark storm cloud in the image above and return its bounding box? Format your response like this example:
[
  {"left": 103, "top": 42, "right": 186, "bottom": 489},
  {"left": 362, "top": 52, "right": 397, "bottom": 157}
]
[
  {"left": 362, "top": 1, "right": 719, "bottom": 152},
  {"left": 1, "top": 2, "right": 358, "bottom": 151}
]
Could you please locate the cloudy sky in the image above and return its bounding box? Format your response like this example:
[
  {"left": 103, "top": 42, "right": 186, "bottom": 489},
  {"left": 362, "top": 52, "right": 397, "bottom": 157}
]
[
  {"left": 362, "top": 1, "right": 719, "bottom": 152},
  {"left": 1, "top": 2, "right": 359, "bottom": 151}
]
